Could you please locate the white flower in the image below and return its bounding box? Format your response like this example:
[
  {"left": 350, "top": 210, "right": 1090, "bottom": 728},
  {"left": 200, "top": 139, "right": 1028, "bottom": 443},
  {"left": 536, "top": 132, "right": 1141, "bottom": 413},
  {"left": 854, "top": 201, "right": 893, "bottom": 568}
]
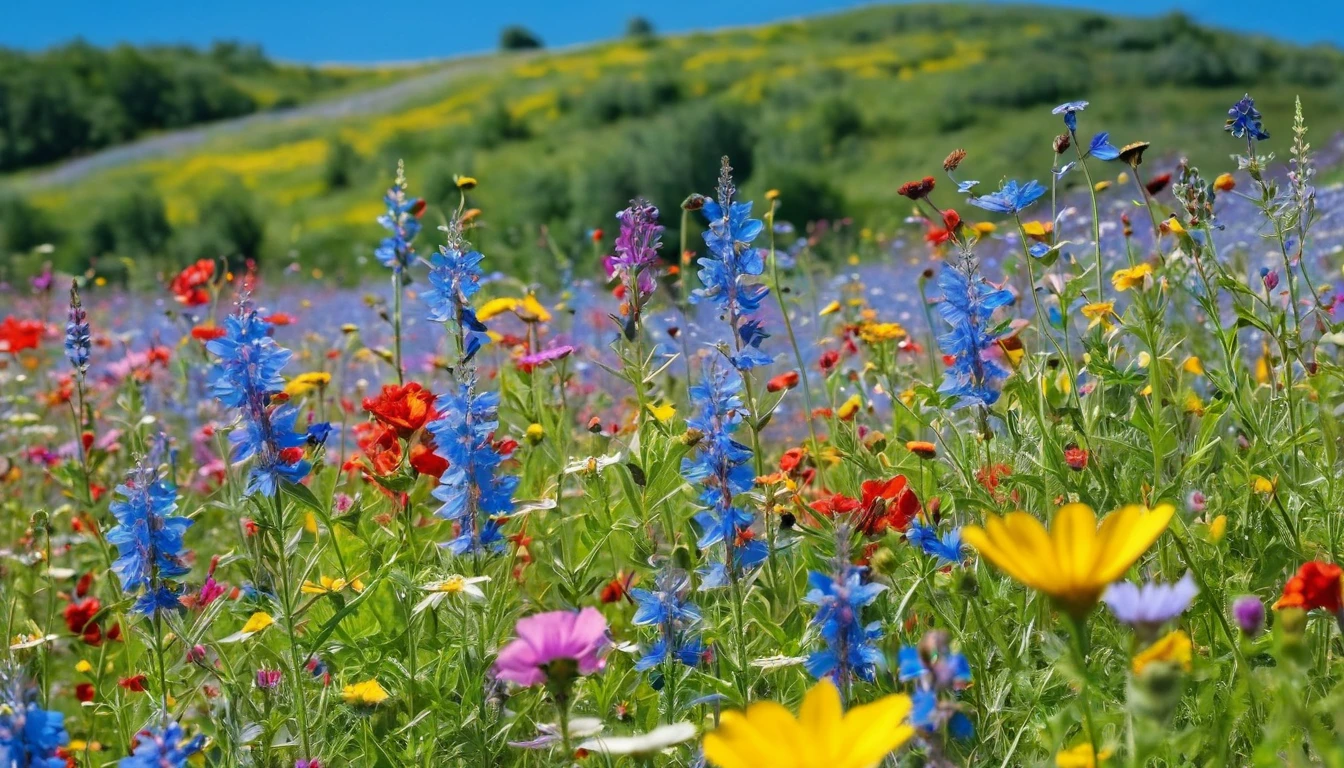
[
  {"left": 578, "top": 723, "right": 697, "bottom": 756},
  {"left": 414, "top": 575, "right": 490, "bottom": 614}
]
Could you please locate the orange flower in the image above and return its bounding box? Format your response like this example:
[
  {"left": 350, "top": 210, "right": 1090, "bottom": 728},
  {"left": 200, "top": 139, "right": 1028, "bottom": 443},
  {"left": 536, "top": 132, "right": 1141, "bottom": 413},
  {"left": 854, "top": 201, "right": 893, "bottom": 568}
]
[
  {"left": 363, "top": 382, "right": 437, "bottom": 439},
  {"left": 1275, "top": 561, "right": 1343, "bottom": 612},
  {"left": 767, "top": 370, "right": 800, "bottom": 393}
]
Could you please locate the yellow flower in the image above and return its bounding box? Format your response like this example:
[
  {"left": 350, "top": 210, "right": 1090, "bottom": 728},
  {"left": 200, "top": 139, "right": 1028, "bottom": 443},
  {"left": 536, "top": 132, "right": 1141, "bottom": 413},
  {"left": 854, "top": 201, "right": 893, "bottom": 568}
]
[
  {"left": 1021, "top": 220, "right": 1050, "bottom": 238},
  {"left": 526, "top": 423, "right": 545, "bottom": 443},
  {"left": 1093, "top": 180, "right": 1112, "bottom": 192},
  {"left": 1208, "top": 514, "right": 1227, "bottom": 542},
  {"left": 837, "top": 394, "right": 863, "bottom": 420},
  {"left": 1214, "top": 172, "right": 1236, "bottom": 192},
  {"left": 1080, "top": 301, "right": 1116, "bottom": 330},
  {"left": 765, "top": 188, "right": 780, "bottom": 201},
  {"left": 1251, "top": 475, "right": 1276, "bottom": 494},
  {"left": 1183, "top": 392, "right": 1205, "bottom": 416},
  {"left": 284, "top": 371, "right": 331, "bottom": 397},
  {"left": 1116, "top": 171, "right": 1130, "bottom": 185},
  {"left": 477, "top": 297, "right": 520, "bottom": 321},
  {"left": 1182, "top": 356, "right": 1204, "bottom": 375},
  {"left": 454, "top": 175, "right": 477, "bottom": 190},
  {"left": 702, "top": 679, "right": 914, "bottom": 768},
  {"left": 1056, "top": 743, "right": 1113, "bottom": 768},
  {"left": 857, "top": 322, "right": 907, "bottom": 344},
  {"left": 240, "top": 612, "right": 274, "bottom": 635},
  {"left": 342, "top": 679, "right": 390, "bottom": 706},
  {"left": 515, "top": 295, "right": 552, "bottom": 323},
  {"left": 819, "top": 300, "right": 842, "bottom": 316},
  {"left": 1132, "top": 629, "right": 1193, "bottom": 674},
  {"left": 972, "top": 221, "right": 997, "bottom": 236},
  {"left": 647, "top": 401, "right": 677, "bottom": 423},
  {"left": 1111, "top": 263, "right": 1153, "bottom": 292},
  {"left": 1164, "top": 216, "right": 1187, "bottom": 235},
  {"left": 301, "top": 575, "right": 365, "bottom": 595},
  {"left": 75, "top": 659, "right": 93, "bottom": 674},
  {"left": 962, "top": 503, "right": 1175, "bottom": 617}
]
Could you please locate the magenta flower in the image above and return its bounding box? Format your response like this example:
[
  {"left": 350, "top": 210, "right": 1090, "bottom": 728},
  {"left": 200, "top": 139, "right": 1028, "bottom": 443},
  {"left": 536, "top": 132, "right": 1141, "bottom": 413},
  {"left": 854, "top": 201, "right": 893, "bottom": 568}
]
[
  {"left": 494, "top": 608, "right": 610, "bottom": 687},
  {"left": 518, "top": 344, "right": 575, "bottom": 372}
]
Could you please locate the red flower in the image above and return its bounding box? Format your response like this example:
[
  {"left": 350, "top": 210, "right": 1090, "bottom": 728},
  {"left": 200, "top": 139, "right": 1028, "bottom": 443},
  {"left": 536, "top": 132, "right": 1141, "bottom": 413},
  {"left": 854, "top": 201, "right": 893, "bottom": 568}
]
[
  {"left": 809, "top": 477, "right": 920, "bottom": 538},
  {"left": 976, "top": 463, "right": 1015, "bottom": 503},
  {"left": 63, "top": 597, "right": 100, "bottom": 637},
  {"left": 1064, "top": 444, "right": 1089, "bottom": 471},
  {"left": 767, "top": 370, "right": 800, "bottom": 393},
  {"left": 1275, "top": 561, "right": 1343, "bottom": 612},
  {"left": 264, "top": 312, "right": 296, "bottom": 326},
  {"left": 118, "top": 674, "right": 148, "bottom": 693},
  {"left": 1146, "top": 173, "right": 1172, "bottom": 196},
  {"left": 75, "top": 683, "right": 95, "bottom": 703},
  {"left": 818, "top": 350, "right": 840, "bottom": 375},
  {"left": 363, "top": 382, "right": 437, "bottom": 439},
  {"left": 600, "top": 571, "right": 636, "bottom": 604},
  {"left": 170, "top": 259, "right": 216, "bottom": 307},
  {"left": 409, "top": 439, "right": 448, "bottom": 478},
  {"left": 898, "top": 176, "right": 937, "bottom": 201},
  {"left": 0, "top": 316, "right": 44, "bottom": 354},
  {"left": 779, "top": 447, "right": 807, "bottom": 474},
  {"left": 925, "top": 209, "right": 961, "bottom": 245}
]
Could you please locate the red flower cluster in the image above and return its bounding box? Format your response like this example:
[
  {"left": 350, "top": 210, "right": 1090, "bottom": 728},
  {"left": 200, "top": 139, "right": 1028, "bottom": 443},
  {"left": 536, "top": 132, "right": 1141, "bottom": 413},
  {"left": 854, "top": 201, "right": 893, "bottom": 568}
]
[
  {"left": 898, "top": 176, "right": 937, "bottom": 201},
  {"left": 810, "top": 475, "right": 921, "bottom": 538},
  {"left": 363, "top": 382, "right": 437, "bottom": 439},
  {"left": 0, "top": 316, "right": 44, "bottom": 354},
  {"left": 925, "top": 209, "right": 961, "bottom": 245},
  {"left": 170, "top": 259, "right": 216, "bottom": 306},
  {"left": 1275, "top": 561, "right": 1343, "bottom": 613}
]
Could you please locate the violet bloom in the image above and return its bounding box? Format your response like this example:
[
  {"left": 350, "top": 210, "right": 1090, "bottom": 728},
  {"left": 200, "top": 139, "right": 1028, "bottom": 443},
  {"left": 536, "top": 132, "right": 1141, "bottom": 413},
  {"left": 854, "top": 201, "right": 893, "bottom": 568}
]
[
  {"left": 256, "top": 669, "right": 283, "bottom": 690},
  {"left": 518, "top": 344, "right": 575, "bottom": 371},
  {"left": 494, "top": 608, "right": 609, "bottom": 687},
  {"left": 1232, "top": 596, "right": 1265, "bottom": 637},
  {"left": 604, "top": 200, "right": 663, "bottom": 336},
  {"left": 1103, "top": 573, "right": 1198, "bottom": 638}
]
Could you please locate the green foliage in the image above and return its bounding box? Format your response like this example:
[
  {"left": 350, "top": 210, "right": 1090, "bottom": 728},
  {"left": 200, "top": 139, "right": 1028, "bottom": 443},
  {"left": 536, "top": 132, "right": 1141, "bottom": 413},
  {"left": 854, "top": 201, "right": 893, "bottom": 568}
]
[
  {"left": 83, "top": 184, "right": 171, "bottom": 260},
  {"left": 499, "top": 25, "right": 544, "bottom": 51}
]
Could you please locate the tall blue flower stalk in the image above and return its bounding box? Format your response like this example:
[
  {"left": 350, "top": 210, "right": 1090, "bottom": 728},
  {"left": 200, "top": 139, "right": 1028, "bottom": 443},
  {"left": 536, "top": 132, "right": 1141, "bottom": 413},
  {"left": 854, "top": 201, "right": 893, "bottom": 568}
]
[
  {"left": 108, "top": 462, "right": 193, "bottom": 615},
  {"left": 64, "top": 281, "right": 90, "bottom": 376},
  {"left": 682, "top": 362, "right": 767, "bottom": 589},
  {"left": 694, "top": 157, "right": 772, "bottom": 371},
  {"left": 630, "top": 570, "right": 704, "bottom": 671},
  {"left": 375, "top": 161, "right": 423, "bottom": 383},
  {"left": 899, "top": 630, "right": 974, "bottom": 748},
  {"left": 804, "top": 528, "right": 886, "bottom": 690},
  {"left": 207, "top": 307, "right": 310, "bottom": 497},
  {"left": 120, "top": 721, "right": 204, "bottom": 768},
  {"left": 424, "top": 220, "right": 516, "bottom": 556},
  {"left": 936, "top": 263, "right": 1014, "bottom": 408},
  {"left": 0, "top": 670, "right": 68, "bottom": 768}
]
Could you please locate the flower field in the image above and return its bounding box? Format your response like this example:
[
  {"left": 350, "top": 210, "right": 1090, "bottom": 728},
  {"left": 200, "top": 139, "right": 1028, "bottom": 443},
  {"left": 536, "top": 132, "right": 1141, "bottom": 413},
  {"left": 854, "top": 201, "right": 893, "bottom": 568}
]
[{"left": 3, "top": 90, "right": 1344, "bottom": 768}]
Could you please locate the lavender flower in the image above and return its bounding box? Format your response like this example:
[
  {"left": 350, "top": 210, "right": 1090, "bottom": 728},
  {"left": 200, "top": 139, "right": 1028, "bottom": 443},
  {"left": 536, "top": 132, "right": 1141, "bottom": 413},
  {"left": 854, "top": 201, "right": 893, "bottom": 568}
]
[
  {"left": 605, "top": 199, "right": 664, "bottom": 333},
  {"left": 1232, "top": 596, "right": 1265, "bottom": 637},
  {"left": 1103, "top": 572, "right": 1198, "bottom": 638}
]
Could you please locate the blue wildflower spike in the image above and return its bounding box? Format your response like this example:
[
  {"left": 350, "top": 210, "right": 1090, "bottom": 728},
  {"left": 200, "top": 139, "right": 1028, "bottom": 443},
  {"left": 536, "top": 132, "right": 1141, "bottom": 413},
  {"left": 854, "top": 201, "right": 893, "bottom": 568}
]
[
  {"left": 630, "top": 570, "right": 704, "bottom": 671},
  {"left": 374, "top": 160, "right": 423, "bottom": 273},
  {"left": 693, "top": 157, "right": 771, "bottom": 321},
  {"left": 936, "top": 267, "right": 1014, "bottom": 408},
  {"left": 107, "top": 462, "right": 194, "bottom": 615},
  {"left": 119, "top": 721, "right": 205, "bottom": 768},
  {"left": 899, "top": 631, "right": 974, "bottom": 740},
  {"left": 64, "top": 281, "right": 90, "bottom": 374},
  {"left": 804, "top": 564, "right": 887, "bottom": 686},
  {"left": 1225, "top": 94, "right": 1270, "bottom": 142},
  {"left": 426, "top": 383, "right": 518, "bottom": 556}
]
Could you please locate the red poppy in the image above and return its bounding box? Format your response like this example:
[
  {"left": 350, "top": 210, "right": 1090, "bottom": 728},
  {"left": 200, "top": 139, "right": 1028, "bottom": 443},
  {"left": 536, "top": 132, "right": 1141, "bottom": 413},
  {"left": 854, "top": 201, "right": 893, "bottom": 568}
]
[
  {"left": 924, "top": 209, "right": 961, "bottom": 245},
  {"left": 75, "top": 683, "right": 95, "bottom": 703},
  {"left": 0, "top": 316, "right": 44, "bottom": 354},
  {"left": 118, "top": 674, "right": 148, "bottom": 693},
  {"left": 409, "top": 439, "right": 448, "bottom": 478},
  {"left": 767, "top": 370, "right": 800, "bottom": 393},
  {"left": 1146, "top": 173, "right": 1172, "bottom": 196},
  {"left": 63, "top": 597, "right": 100, "bottom": 637},
  {"left": 170, "top": 259, "right": 216, "bottom": 306},
  {"left": 779, "top": 447, "right": 807, "bottom": 474},
  {"left": 1275, "top": 561, "right": 1343, "bottom": 612},
  {"left": 363, "top": 382, "right": 437, "bottom": 439},
  {"left": 264, "top": 312, "right": 296, "bottom": 326},
  {"left": 808, "top": 476, "right": 921, "bottom": 538},
  {"left": 600, "top": 571, "right": 637, "bottom": 604},
  {"left": 818, "top": 350, "right": 840, "bottom": 375}
]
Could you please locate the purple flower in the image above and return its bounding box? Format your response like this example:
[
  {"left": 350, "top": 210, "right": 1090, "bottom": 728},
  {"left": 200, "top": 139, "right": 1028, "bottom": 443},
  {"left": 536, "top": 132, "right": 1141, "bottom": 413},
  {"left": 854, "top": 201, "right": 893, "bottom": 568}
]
[
  {"left": 518, "top": 344, "right": 575, "bottom": 370},
  {"left": 493, "top": 608, "right": 610, "bottom": 688},
  {"left": 256, "top": 669, "right": 283, "bottom": 690},
  {"left": 1232, "top": 596, "right": 1265, "bottom": 637},
  {"left": 1103, "top": 572, "right": 1197, "bottom": 635},
  {"left": 605, "top": 200, "right": 664, "bottom": 305}
]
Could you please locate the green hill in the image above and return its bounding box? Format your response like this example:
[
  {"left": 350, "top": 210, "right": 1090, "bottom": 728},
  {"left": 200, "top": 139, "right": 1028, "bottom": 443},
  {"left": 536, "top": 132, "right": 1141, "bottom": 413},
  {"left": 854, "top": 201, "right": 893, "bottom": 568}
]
[{"left": 3, "top": 3, "right": 1342, "bottom": 285}]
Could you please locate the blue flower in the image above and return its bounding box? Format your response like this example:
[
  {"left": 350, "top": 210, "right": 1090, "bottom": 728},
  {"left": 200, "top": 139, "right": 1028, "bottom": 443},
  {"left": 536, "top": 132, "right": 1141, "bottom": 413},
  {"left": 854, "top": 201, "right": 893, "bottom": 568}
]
[
  {"left": 682, "top": 361, "right": 767, "bottom": 588},
  {"left": 426, "top": 383, "right": 518, "bottom": 556},
  {"left": 1102, "top": 572, "right": 1198, "bottom": 634},
  {"left": 207, "top": 306, "right": 310, "bottom": 497},
  {"left": 1225, "top": 94, "right": 1269, "bottom": 142},
  {"left": 424, "top": 246, "right": 491, "bottom": 363},
  {"left": 65, "top": 282, "right": 90, "bottom": 374},
  {"left": 374, "top": 163, "right": 423, "bottom": 272},
  {"left": 1052, "top": 100, "right": 1088, "bottom": 132},
  {"left": 0, "top": 697, "right": 68, "bottom": 768},
  {"left": 631, "top": 571, "right": 703, "bottom": 671},
  {"left": 899, "top": 633, "right": 973, "bottom": 739},
  {"left": 692, "top": 159, "right": 770, "bottom": 319},
  {"left": 968, "top": 179, "right": 1046, "bottom": 215},
  {"left": 1088, "top": 132, "right": 1120, "bottom": 161},
  {"left": 936, "top": 267, "right": 1014, "bottom": 408},
  {"left": 956, "top": 180, "right": 980, "bottom": 194},
  {"left": 306, "top": 422, "right": 333, "bottom": 447},
  {"left": 907, "top": 520, "right": 965, "bottom": 565},
  {"left": 120, "top": 721, "right": 205, "bottom": 768},
  {"left": 804, "top": 567, "right": 886, "bottom": 685},
  {"left": 731, "top": 319, "right": 773, "bottom": 370},
  {"left": 107, "top": 463, "right": 193, "bottom": 615}
]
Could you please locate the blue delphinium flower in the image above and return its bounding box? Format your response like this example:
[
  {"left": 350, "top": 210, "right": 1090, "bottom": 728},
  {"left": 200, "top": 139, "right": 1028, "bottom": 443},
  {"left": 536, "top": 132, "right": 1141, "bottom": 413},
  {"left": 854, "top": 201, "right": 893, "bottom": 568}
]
[
  {"left": 1052, "top": 100, "right": 1089, "bottom": 133},
  {"left": 693, "top": 157, "right": 770, "bottom": 320},
  {"left": 899, "top": 631, "right": 974, "bottom": 741},
  {"left": 682, "top": 361, "right": 768, "bottom": 588},
  {"left": 120, "top": 721, "right": 205, "bottom": 768},
  {"left": 968, "top": 179, "right": 1046, "bottom": 215},
  {"left": 65, "top": 281, "right": 90, "bottom": 375},
  {"left": 630, "top": 570, "right": 704, "bottom": 671},
  {"left": 374, "top": 161, "right": 423, "bottom": 273},
  {"left": 423, "top": 240, "right": 490, "bottom": 364},
  {"left": 1087, "top": 132, "right": 1120, "bottom": 161},
  {"left": 107, "top": 462, "right": 193, "bottom": 615},
  {"left": 1103, "top": 572, "right": 1198, "bottom": 640},
  {"left": 907, "top": 520, "right": 965, "bottom": 566},
  {"left": 207, "top": 307, "right": 311, "bottom": 497},
  {"left": 804, "top": 550, "right": 886, "bottom": 687},
  {"left": 936, "top": 266, "right": 1014, "bottom": 407},
  {"left": 1225, "top": 94, "right": 1270, "bottom": 142},
  {"left": 426, "top": 382, "right": 518, "bottom": 556},
  {"left": 0, "top": 687, "right": 68, "bottom": 768}
]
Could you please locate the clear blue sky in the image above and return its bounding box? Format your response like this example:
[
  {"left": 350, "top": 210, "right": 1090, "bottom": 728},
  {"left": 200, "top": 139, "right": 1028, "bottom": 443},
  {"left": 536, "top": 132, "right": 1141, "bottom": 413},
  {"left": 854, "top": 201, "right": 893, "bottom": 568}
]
[{"left": 2, "top": 0, "right": 1339, "bottom": 63}]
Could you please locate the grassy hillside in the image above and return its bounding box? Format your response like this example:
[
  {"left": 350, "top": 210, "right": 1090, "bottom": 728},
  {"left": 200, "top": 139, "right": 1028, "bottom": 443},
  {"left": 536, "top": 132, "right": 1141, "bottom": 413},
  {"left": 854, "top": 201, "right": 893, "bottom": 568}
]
[{"left": 3, "top": 3, "right": 1342, "bottom": 286}]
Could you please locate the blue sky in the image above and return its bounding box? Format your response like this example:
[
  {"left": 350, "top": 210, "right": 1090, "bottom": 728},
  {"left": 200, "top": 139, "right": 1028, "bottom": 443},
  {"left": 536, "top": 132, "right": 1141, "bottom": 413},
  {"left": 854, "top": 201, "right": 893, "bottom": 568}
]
[{"left": 2, "top": 0, "right": 1339, "bottom": 63}]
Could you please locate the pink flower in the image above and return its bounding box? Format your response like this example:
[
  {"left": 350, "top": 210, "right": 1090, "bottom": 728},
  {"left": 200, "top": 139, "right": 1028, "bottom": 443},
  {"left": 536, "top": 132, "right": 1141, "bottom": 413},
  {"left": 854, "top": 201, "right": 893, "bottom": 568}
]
[{"left": 493, "top": 608, "right": 609, "bottom": 687}]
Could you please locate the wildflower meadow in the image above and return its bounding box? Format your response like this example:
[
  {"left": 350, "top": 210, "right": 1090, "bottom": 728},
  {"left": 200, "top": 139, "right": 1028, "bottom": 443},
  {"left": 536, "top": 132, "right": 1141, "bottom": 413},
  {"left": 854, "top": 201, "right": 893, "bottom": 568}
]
[{"left": 4, "top": 75, "right": 1344, "bottom": 768}]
